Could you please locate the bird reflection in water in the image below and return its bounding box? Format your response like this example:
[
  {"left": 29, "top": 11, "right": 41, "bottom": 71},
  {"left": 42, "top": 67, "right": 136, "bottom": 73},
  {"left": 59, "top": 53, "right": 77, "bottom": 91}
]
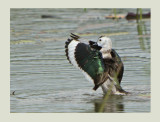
[{"left": 94, "top": 95, "right": 124, "bottom": 113}]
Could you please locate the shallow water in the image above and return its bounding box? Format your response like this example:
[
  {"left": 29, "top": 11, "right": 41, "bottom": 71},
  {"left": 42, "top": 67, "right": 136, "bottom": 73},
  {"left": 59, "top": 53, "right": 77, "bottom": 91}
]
[{"left": 10, "top": 8, "right": 150, "bottom": 113}]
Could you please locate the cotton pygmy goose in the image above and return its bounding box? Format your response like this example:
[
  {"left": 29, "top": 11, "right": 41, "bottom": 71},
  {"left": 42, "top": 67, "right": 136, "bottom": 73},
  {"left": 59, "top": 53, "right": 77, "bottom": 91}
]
[{"left": 65, "top": 33, "right": 127, "bottom": 95}]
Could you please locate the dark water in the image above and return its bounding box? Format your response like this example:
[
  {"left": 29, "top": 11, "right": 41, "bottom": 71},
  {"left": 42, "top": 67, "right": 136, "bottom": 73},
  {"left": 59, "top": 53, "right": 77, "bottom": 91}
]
[{"left": 10, "top": 8, "right": 150, "bottom": 113}]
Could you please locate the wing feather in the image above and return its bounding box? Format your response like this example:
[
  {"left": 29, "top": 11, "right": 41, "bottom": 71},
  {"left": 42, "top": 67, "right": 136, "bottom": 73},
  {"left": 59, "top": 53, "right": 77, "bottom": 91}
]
[{"left": 65, "top": 34, "right": 108, "bottom": 90}]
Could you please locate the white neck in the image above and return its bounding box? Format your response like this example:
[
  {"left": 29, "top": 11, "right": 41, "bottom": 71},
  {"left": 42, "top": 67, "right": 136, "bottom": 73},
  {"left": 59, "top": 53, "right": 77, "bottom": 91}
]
[
  {"left": 100, "top": 44, "right": 112, "bottom": 59},
  {"left": 100, "top": 48, "right": 111, "bottom": 59}
]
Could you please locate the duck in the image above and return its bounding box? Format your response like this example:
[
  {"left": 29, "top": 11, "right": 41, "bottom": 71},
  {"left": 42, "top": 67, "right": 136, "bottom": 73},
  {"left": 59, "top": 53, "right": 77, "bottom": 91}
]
[{"left": 65, "top": 33, "right": 127, "bottom": 95}]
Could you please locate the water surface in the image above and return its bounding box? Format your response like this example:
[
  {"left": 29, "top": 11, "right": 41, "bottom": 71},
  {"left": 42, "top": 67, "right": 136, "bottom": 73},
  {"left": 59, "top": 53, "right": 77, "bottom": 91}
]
[{"left": 10, "top": 8, "right": 150, "bottom": 113}]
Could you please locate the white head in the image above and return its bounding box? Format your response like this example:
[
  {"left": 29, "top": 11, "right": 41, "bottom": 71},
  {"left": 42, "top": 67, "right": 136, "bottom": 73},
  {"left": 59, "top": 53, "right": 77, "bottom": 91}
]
[{"left": 97, "top": 36, "right": 112, "bottom": 50}]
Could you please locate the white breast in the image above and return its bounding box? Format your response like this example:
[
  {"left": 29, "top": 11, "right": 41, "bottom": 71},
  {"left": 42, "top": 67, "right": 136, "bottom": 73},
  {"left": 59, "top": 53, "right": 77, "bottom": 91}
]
[{"left": 100, "top": 48, "right": 112, "bottom": 59}]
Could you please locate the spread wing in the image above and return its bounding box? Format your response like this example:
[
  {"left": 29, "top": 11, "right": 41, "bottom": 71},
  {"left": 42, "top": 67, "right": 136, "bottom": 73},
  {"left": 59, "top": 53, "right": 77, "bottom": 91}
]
[{"left": 65, "top": 33, "right": 108, "bottom": 90}]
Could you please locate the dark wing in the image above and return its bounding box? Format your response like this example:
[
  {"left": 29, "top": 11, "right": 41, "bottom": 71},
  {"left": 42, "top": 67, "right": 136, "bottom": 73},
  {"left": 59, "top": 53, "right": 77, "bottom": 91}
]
[
  {"left": 110, "top": 49, "right": 124, "bottom": 84},
  {"left": 65, "top": 33, "right": 108, "bottom": 90},
  {"left": 75, "top": 43, "right": 109, "bottom": 90}
]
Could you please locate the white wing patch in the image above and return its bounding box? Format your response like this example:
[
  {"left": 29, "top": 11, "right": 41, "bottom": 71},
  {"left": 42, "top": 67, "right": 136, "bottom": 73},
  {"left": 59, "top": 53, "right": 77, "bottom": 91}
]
[
  {"left": 68, "top": 40, "right": 94, "bottom": 84},
  {"left": 68, "top": 40, "right": 80, "bottom": 67}
]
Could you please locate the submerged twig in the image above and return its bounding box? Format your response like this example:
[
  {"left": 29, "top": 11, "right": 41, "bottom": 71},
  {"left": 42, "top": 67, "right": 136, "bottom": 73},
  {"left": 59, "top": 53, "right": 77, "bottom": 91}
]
[{"left": 11, "top": 91, "right": 15, "bottom": 95}]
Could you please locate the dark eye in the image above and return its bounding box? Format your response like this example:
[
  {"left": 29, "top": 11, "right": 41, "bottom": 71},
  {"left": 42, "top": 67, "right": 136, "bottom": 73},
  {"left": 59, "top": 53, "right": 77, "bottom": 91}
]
[{"left": 99, "top": 39, "right": 101, "bottom": 41}]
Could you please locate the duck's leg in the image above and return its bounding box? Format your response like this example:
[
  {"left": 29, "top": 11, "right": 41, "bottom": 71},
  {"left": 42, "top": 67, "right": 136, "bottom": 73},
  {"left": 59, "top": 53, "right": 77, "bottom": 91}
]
[
  {"left": 101, "top": 78, "right": 128, "bottom": 95},
  {"left": 101, "top": 79, "right": 117, "bottom": 94}
]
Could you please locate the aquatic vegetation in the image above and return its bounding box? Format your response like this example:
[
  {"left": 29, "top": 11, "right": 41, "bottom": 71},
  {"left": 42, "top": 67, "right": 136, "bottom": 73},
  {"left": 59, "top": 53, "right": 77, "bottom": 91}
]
[{"left": 136, "top": 8, "right": 150, "bottom": 51}]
